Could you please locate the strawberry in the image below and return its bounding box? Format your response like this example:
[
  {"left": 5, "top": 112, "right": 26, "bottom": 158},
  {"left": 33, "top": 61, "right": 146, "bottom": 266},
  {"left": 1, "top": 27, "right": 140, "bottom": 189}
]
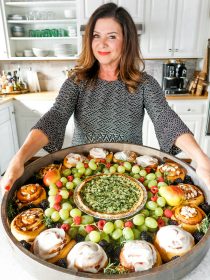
[
  {"left": 56, "top": 181, "right": 63, "bottom": 188},
  {"left": 53, "top": 203, "right": 61, "bottom": 211},
  {"left": 73, "top": 216, "right": 82, "bottom": 225},
  {"left": 68, "top": 190, "right": 74, "bottom": 197},
  {"left": 106, "top": 162, "right": 111, "bottom": 168},
  {"left": 145, "top": 167, "right": 151, "bottom": 173},
  {"left": 164, "top": 209, "right": 173, "bottom": 218},
  {"left": 61, "top": 224, "right": 70, "bottom": 231},
  {"left": 55, "top": 194, "right": 62, "bottom": 203},
  {"left": 97, "top": 220, "right": 106, "bottom": 230},
  {"left": 100, "top": 158, "right": 106, "bottom": 163},
  {"left": 67, "top": 175, "right": 74, "bottom": 182},
  {"left": 85, "top": 225, "right": 95, "bottom": 233},
  {"left": 151, "top": 186, "right": 158, "bottom": 194},
  {"left": 124, "top": 221, "right": 134, "bottom": 228},
  {"left": 84, "top": 162, "right": 89, "bottom": 169},
  {"left": 157, "top": 177, "right": 164, "bottom": 182},
  {"left": 138, "top": 177, "right": 145, "bottom": 183},
  {"left": 157, "top": 218, "right": 165, "bottom": 228},
  {"left": 151, "top": 195, "right": 158, "bottom": 202}
]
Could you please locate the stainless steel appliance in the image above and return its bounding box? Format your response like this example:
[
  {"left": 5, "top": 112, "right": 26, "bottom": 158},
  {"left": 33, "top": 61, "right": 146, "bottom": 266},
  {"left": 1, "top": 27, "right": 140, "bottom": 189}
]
[{"left": 162, "top": 60, "right": 188, "bottom": 95}]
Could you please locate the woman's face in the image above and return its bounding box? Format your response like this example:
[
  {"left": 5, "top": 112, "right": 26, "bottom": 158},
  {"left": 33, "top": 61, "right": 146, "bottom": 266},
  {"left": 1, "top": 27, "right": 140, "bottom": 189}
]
[{"left": 92, "top": 18, "right": 123, "bottom": 69}]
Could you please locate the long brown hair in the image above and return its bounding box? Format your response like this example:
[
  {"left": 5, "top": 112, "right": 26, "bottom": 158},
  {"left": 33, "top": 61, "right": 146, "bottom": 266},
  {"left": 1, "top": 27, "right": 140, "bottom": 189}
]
[{"left": 71, "top": 3, "right": 145, "bottom": 93}]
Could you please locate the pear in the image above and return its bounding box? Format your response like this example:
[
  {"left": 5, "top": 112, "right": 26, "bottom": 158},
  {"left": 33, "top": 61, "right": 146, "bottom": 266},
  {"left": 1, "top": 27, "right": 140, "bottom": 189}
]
[{"left": 159, "top": 185, "right": 185, "bottom": 206}]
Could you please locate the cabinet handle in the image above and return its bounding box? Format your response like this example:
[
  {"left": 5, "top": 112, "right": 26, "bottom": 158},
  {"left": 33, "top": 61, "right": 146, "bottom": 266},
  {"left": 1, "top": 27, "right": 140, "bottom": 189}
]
[
  {"left": 187, "top": 108, "right": 191, "bottom": 112},
  {"left": 169, "top": 48, "right": 172, "bottom": 52},
  {"left": 175, "top": 49, "right": 179, "bottom": 52}
]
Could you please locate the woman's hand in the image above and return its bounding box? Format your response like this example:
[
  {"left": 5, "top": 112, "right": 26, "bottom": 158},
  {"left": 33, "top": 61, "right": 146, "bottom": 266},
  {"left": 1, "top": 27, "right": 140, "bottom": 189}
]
[
  {"left": 0, "top": 156, "right": 25, "bottom": 193},
  {"left": 196, "top": 156, "right": 210, "bottom": 191}
]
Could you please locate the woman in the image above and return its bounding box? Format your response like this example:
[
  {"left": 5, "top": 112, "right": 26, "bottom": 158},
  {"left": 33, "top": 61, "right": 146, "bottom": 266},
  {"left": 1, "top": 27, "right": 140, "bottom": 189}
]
[{"left": 1, "top": 3, "right": 210, "bottom": 191}]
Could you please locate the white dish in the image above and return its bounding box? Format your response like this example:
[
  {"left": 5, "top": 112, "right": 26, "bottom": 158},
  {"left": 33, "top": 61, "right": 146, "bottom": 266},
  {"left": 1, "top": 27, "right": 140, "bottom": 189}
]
[{"left": 32, "top": 48, "right": 49, "bottom": 57}]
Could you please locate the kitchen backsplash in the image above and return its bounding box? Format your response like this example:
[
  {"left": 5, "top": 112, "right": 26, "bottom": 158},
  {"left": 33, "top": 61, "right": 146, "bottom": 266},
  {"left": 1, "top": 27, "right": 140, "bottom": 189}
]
[{"left": 0, "top": 59, "right": 197, "bottom": 92}]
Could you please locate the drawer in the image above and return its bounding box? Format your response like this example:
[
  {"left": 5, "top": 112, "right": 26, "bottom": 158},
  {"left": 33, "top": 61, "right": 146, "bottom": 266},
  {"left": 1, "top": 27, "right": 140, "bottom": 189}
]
[
  {"left": 0, "top": 107, "right": 10, "bottom": 124},
  {"left": 173, "top": 104, "right": 205, "bottom": 115}
]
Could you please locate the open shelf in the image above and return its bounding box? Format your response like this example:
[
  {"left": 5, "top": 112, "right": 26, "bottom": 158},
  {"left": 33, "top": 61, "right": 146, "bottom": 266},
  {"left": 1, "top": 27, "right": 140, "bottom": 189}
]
[
  {"left": 10, "top": 37, "right": 77, "bottom": 40},
  {"left": 5, "top": 1, "right": 76, "bottom": 7},
  {"left": 7, "top": 19, "right": 77, "bottom": 24}
]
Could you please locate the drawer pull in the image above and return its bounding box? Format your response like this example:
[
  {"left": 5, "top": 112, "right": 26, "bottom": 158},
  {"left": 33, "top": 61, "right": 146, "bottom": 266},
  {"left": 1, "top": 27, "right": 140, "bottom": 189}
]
[{"left": 187, "top": 108, "right": 191, "bottom": 112}]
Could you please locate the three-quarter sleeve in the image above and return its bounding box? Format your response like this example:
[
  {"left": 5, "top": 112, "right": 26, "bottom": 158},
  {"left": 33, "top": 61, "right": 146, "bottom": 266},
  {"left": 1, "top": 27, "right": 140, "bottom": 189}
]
[
  {"left": 143, "top": 74, "right": 192, "bottom": 155},
  {"left": 32, "top": 78, "right": 79, "bottom": 153}
]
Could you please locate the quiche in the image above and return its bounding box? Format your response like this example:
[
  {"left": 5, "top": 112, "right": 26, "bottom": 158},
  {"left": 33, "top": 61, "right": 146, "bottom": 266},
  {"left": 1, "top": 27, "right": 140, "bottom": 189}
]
[{"left": 74, "top": 173, "right": 147, "bottom": 219}]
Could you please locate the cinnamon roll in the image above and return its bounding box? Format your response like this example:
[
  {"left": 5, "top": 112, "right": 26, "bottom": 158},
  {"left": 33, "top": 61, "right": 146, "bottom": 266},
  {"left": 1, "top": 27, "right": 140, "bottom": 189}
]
[
  {"left": 171, "top": 204, "right": 206, "bottom": 233},
  {"left": 11, "top": 208, "right": 46, "bottom": 242},
  {"left": 38, "top": 164, "right": 61, "bottom": 179},
  {"left": 32, "top": 228, "right": 76, "bottom": 263},
  {"left": 66, "top": 241, "right": 108, "bottom": 273},
  {"left": 16, "top": 184, "right": 47, "bottom": 209},
  {"left": 113, "top": 151, "right": 137, "bottom": 163},
  {"left": 89, "top": 148, "right": 113, "bottom": 162},
  {"left": 157, "top": 162, "right": 186, "bottom": 183},
  {"left": 176, "top": 183, "right": 204, "bottom": 206},
  {"left": 154, "top": 225, "right": 194, "bottom": 262},
  {"left": 63, "top": 153, "right": 88, "bottom": 168},
  {"left": 120, "top": 240, "right": 162, "bottom": 272},
  {"left": 135, "top": 155, "right": 158, "bottom": 168}
]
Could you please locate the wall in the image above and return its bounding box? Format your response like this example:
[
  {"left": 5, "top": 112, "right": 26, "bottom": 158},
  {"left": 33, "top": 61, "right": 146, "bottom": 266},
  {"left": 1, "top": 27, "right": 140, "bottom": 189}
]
[{"left": 0, "top": 59, "right": 197, "bottom": 92}]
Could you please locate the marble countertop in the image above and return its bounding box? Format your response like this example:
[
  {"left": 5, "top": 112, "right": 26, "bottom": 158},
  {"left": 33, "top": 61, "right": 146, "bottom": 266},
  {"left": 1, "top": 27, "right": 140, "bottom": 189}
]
[{"left": 0, "top": 214, "right": 209, "bottom": 280}]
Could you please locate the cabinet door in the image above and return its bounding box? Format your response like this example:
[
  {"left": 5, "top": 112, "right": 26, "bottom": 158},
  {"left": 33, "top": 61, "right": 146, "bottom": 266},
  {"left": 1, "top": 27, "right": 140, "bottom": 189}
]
[
  {"left": 173, "top": 0, "right": 206, "bottom": 58},
  {"left": 0, "top": 103, "right": 18, "bottom": 174},
  {"left": 141, "top": 0, "right": 175, "bottom": 58},
  {"left": 0, "top": 3, "right": 8, "bottom": 58},
  {"left": 79, "top": 0, "right": 106, "bottom": 24}
]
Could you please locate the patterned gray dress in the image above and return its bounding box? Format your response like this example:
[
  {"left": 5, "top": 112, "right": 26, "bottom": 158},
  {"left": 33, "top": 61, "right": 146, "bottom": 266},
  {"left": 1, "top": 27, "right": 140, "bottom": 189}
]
[{"left": 33, "top": 72, "right": 191, "bottom": 155}]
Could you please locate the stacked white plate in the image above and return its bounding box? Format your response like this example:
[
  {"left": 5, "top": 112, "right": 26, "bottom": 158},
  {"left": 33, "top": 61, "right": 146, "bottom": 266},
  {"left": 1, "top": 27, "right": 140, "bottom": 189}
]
[{"left": 54, "top": 44, "right": 73, "bottom": 57}]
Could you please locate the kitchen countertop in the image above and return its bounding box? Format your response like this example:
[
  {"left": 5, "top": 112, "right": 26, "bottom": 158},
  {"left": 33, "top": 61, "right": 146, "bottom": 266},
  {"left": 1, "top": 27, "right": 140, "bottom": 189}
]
[{"left": 0, "top": 91, "right": 208, "bottom": 106}]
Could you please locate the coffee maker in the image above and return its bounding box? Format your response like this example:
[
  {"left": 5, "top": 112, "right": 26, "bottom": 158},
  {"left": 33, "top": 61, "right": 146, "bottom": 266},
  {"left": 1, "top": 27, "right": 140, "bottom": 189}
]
[{"left": 162, "top": 60, "right": 188, "bottom": 95}]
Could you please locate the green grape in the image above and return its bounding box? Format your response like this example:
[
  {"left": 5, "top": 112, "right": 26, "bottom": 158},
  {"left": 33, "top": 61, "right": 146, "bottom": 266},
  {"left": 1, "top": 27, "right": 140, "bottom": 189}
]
[
  {"left": 124, "top": 162, "right": 132, "bottom": 171},
  {"left": 133, "top": 214, "right": 145, "bottom": 226},
  {"left": 78, "top": 167, "right": 86, "bottom": 175},
  {"left": 114, "top": 220, "right": 124, "bottom": 229},
  {"left": 157, "top": 182, "right": 168, "bottom": 188},
  {"left": 140, "top": 209, "right": 150, "bottom": 217},
  {"left": 60, "top": 189, "right": 69, "bottom": 199},
  {"left": 117, "top": 166, "right": 126, "bottom": 174},
  {"left": 85, "top": 234, "right": 91, "bottom": 241},
  {"left": 146, "top": 173, "right": 156, "bottom": 180},
  {"left": 85, "top": 168, "right": 92, "bottom": 176},
  {"left": 103, "top": 222, "right": 114, "bottom": 234},
  {"left": 147, "top": 192, "right": 153, "bottom": 199},
  {"left": 63, "top": 217, "right": 73, "bottom": 224},
  {"left": 68, "top": 227, "right": 78, "bottom": 238},
  {"left": 60, "top": 177, "right": 68, "bottom": 185},
  {"left": 143, "top": 179, "right": 149, "bottom": 187},
  {"left": 148, "top": 180, "right": 158, "bottom": 188},
  {"left": 89, "top": 231, "right": 101, "bottom": 243},
  {"left": 100, "top": 232, "right": 110, "bottom": 243},
  {"left": 44, "top": 207, "right": 55, "bottom": 217},
  {"left": 71, "top": 168, "right": 78, "bottom": 174},
  {"left": 48, "top": 195, "right": 56, "bottom": 204},
  {"left": 61, "top": 202, "right": 72, "bottom": 211},
  {"left": 137, "top": 224, "right": 148, "bottom": 232},
  {"left": 145, "top": 217, "right": 158, "bottom": 229},
  {"left": 51, "top": 211, "right": 60, "bottom": 222},
  {"left": 81, "top": 215, "right": 94, "bottom": 225},
  {"left": 59, "top": 209, "right": 70, "bottom": 220},
  {"left": 112, "top": 228, "right": 123, "bottom": 240},
  {"left": 88, "top": 159, "right": 97, "bottom": 170},
  {"left": 132, "top": 165, "right": 140, "bottom": 174},
  {"left": 133, "top": 174, "right": 140, "bottom": 179},
  {"left": 157, "top": 197, "right": 166, "bottom": 207},
  {"left": 49, "top": 183, "right": 57, "bottom": 189},
  {"left": 139, "top": 169, "right": 147, "bottom": 177},
  {"left": 74, "top": 172, "right": 82, "bottom": 178},
  {"left": 70, "top": 208, "right": 82, "bottom": 217},
  {"left": 62, "top": 168, "right": 71, "bottom": 177},
  {"left": 73, "top": 177, "right": 82, "bottom": 186},
  {"left": 48, "top": 188, "right": 58, "bottom": 196},
  {"left": 76, "top": 162, "right": 84, "bottom": 169},
  {"left": 113, "top": 164, "right": 119, "bottom": 169},
  {"left": 148, "top": 227, "right": 158, "bottom": 233},
  {"left": 78, "top": 226, "right": 88, "bottom": 237},
  {"left": 123, "top": 227, "right": 134, "bottom": 240},
  {"left": 146, "top": 201, "right": 157, "bottom": 210},
  {"left": 155, "top": 171, "right": 162, "bottom": 178},
  {"left": 66, "top": 182, "right": 74, "bottom": 190},
  {"left": 155, "top": 207, "right": 164, "bottom": 217},
  {"left": 103, "top": 168, "right": 110, "bottom": 174},
  {"left": 109, "top": 166, "right": 117, "bottom": 174},
  {"left": 133, "top": 228, "right": 141, "bottom": 239}
]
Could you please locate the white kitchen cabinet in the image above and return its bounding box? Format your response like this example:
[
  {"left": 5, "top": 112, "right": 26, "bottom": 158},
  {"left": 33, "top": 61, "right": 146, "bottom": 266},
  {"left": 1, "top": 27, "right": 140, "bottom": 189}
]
[
  {"left": 79, "top": 0, "right": 145, "bottom": 24},
  {"left": 141, "top": 0, "right": 208, "bottom": 58},
  {"left": 143, "top": 99, "right": 208, "bottom": 155},
  {"left": 13, "top": 99, "right": 74, "bottom": 156},
  {"left": 0, "top": 1, "right": 8, "bottom": 58},
  {"left": 1, "top": 0, "right": 79, "bottom": 59},
  {"left": 0, "top": 101, "right": 18, "bottom": 174}
]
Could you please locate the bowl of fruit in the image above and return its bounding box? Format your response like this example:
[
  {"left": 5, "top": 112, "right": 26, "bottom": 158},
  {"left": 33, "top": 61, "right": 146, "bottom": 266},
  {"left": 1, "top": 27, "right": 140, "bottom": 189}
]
[{"left": 1, "top": 143, "right": 210, "bottom": 280}]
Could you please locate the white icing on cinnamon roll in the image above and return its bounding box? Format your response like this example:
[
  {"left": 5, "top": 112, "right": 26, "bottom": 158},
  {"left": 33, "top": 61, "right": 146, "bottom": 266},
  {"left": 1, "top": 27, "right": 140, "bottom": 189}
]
[
  {"left": 120, "top": 240, "right": 157, "bottom": 272},
  {"left": 66, "top": 153, "right": 87, "bottom": 165},
  {"left": 89, "top": 148, "right": 108, "bottom": 159},
  {"left": 66, "top": 241, "right": 108, "bottom": 273},
  {"left": 33, "top": 228, "right": 69, "bottom": 260},
  {"left": 156, "top": 225, "right": 194, "bottom": 253},
  {"left": 136, "top": 155, "right": 158, "bottom": 168},
  {"left": 114, "top": 151, "right": 136, "bottom": 162}
]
